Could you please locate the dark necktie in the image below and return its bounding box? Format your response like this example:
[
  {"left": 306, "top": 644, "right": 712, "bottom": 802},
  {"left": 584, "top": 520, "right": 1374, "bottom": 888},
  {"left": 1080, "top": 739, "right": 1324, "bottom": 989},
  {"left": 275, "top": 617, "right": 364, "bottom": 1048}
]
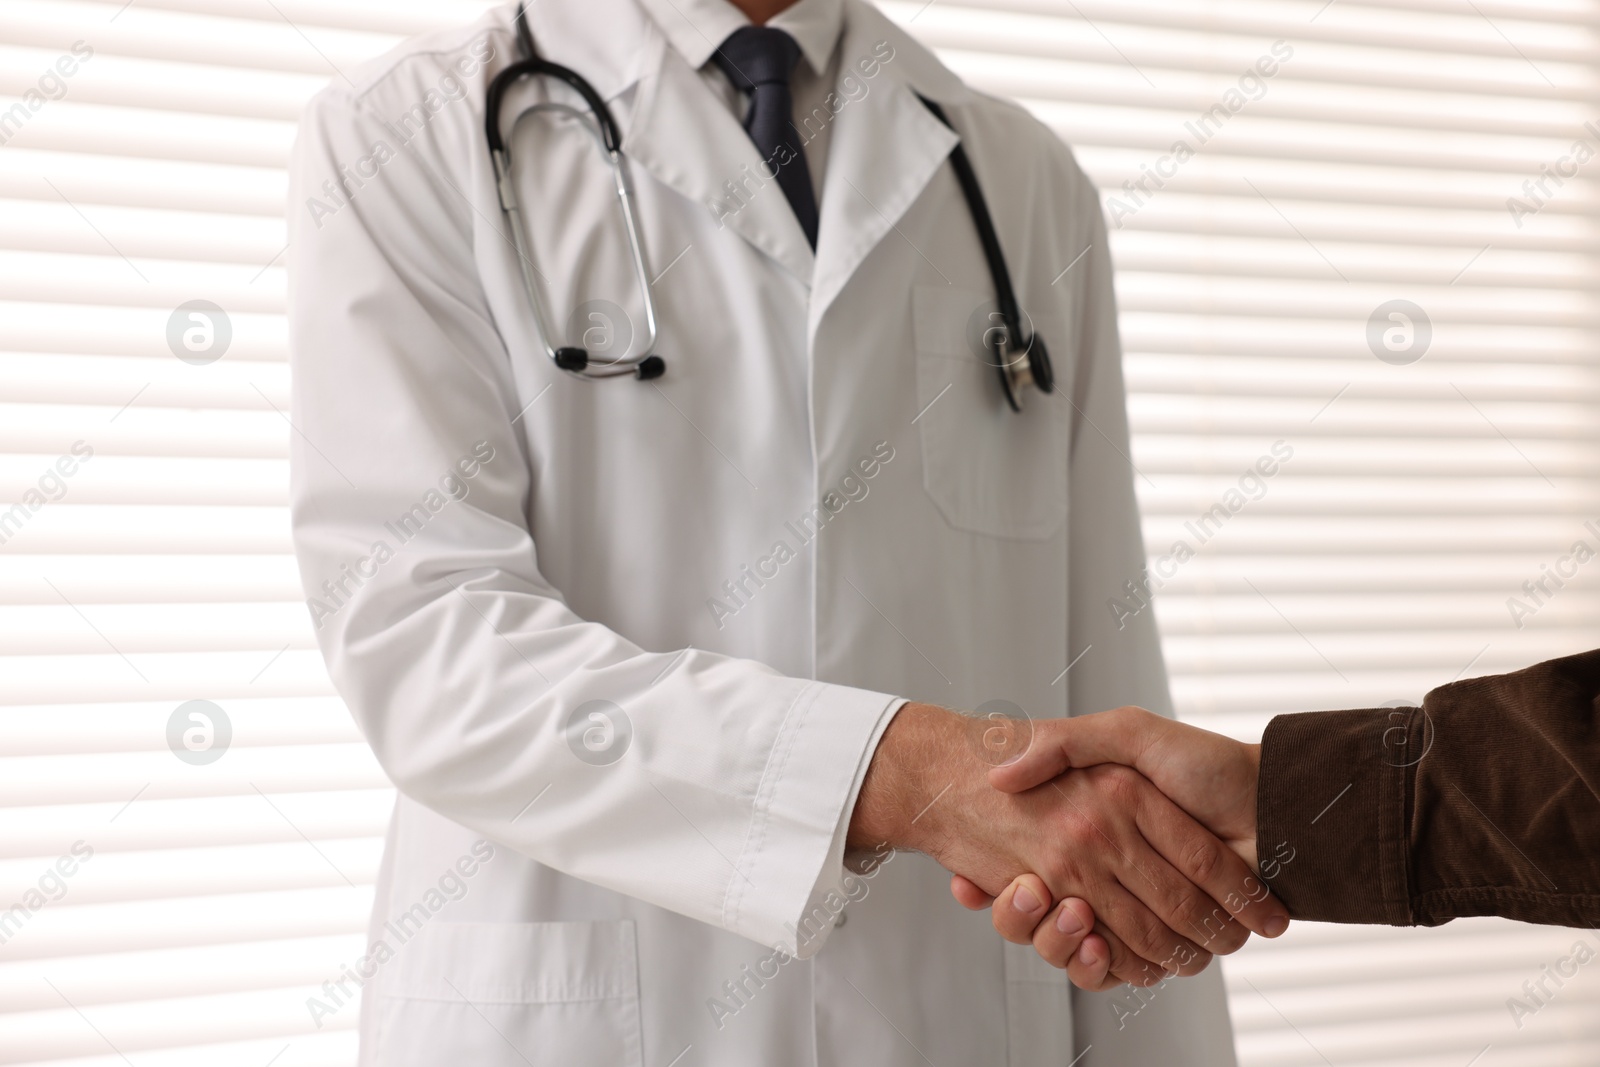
[{"left": 711, "top": 26, "right": 819, "bottom": 249}]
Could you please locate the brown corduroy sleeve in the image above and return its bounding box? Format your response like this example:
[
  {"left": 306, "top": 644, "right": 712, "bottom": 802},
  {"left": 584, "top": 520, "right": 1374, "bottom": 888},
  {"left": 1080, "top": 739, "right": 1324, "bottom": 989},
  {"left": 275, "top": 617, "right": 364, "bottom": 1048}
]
[{"left": 1255, "top": 648, "right": 1600, "bottom": 927}]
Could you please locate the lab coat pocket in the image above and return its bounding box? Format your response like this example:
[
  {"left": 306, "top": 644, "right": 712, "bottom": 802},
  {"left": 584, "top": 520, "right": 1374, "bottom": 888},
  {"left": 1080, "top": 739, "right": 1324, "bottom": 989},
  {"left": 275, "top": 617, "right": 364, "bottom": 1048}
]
[
  {"left": 1002, "top": 940, "right": 1075, "bottom": 1066},
  {"left": 912, "top": 286, "right": 1068, "bottom": 540},
  {"left": 374, "top": 920, "right": 643, "bottom": 1067}
]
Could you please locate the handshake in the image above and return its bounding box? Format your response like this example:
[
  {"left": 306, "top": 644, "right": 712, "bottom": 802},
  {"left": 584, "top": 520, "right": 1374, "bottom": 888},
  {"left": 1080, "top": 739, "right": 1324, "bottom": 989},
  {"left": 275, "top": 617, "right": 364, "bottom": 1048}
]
[{"left": 846, "top": 702, "right": 1289, "bottom": 990}]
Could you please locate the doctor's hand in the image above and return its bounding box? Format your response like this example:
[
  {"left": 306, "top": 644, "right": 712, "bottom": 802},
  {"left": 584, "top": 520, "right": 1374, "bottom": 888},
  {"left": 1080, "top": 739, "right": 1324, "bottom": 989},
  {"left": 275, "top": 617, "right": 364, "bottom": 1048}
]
[
  {"left": 948, "top": 705, "right": 1285, "bottom": 989},
  {"left": 848, "top": 703, "right": 1287, "bottom": 987}
]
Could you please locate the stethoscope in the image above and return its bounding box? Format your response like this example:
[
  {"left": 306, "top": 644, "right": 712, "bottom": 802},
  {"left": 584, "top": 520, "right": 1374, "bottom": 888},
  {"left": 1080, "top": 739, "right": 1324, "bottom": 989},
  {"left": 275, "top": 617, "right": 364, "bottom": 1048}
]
[{"left": 486, "top": 3, "right": 1054, "bottom": 410}]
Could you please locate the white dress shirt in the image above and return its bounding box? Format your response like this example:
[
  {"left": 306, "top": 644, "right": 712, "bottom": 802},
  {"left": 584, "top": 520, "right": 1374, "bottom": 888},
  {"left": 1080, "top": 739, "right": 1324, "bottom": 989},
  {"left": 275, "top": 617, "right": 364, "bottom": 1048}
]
[{"left": 635, "top": 0, "right": 843, "bottom": 202}]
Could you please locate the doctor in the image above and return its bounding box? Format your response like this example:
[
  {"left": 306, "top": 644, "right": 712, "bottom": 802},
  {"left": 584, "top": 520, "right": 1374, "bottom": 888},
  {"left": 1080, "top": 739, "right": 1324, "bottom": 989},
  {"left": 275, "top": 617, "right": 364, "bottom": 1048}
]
[{"left": 287, "top": 0, "right": 1284, "bottom": 1063}]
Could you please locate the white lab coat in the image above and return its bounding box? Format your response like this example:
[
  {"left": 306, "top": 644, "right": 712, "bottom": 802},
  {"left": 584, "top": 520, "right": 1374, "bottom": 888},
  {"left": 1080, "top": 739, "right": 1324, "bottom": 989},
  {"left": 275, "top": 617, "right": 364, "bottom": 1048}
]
[{"left": 287, "top": 1, "right": 1237, "bottom": 1064}]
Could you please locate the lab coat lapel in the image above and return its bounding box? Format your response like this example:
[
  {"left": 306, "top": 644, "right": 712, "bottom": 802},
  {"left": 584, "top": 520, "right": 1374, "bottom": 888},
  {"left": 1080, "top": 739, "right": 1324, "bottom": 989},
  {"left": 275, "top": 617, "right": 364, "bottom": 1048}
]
[
  {"left": 810, "top": 11, "right": 961, "bottom": 328},
  {"left": 623, "top": 29, "right": 817, "bottom": 286}
]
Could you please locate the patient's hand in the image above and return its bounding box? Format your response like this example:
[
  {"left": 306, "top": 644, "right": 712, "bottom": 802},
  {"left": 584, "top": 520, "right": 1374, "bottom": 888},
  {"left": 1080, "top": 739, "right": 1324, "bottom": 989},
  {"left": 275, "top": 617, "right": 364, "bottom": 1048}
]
[
  {"left": 995, "top": 706, "right": 1263, "bottom": 869},
  {"left": 949, "top": 706, "right": 1282, "bottom": 990}
]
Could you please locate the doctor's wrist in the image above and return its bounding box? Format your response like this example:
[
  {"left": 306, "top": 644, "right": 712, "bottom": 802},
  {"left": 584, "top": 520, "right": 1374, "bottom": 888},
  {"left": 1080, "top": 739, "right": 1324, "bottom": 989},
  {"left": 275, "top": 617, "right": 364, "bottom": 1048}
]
[{"left": 846, "top": 701, "right": 969, "bottom": 855}]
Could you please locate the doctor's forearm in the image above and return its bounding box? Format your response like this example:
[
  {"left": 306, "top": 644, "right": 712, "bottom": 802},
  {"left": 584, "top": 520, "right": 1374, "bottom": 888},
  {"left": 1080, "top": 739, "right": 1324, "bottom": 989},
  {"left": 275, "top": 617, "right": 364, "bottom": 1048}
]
[
  {"left": 846, "top": 702, "right": 1032, "bottom": 862},
  {"left": 846, "top": 702, "right": 954, "bottom": 854}
]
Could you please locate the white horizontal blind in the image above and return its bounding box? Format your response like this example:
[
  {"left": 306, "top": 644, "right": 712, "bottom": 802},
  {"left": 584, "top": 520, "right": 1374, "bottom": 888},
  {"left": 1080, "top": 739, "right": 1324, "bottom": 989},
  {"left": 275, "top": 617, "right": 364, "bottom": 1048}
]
[
  {"left": 887, "top": 0, "right": 1600, "bottom": 1064},
  {"left": 0, "top": 2, "right": 490, "bottom": 1065}
]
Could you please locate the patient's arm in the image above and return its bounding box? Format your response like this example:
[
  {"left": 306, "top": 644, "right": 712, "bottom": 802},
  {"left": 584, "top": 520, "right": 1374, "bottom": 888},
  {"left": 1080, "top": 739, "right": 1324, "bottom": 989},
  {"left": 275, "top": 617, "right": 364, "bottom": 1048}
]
[
  {"left": 961, "top": 646, "right": 1600, "bottom": 985},
  {"left": 1253, "top": 647, "right": 1600, "bottom": 927}
]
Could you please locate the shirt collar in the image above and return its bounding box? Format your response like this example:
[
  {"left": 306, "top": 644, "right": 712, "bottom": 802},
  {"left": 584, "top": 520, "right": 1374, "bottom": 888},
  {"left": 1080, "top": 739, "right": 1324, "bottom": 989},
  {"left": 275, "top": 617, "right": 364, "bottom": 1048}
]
[{"left": 633, "top": 0, "right": 844, "bottom": 78}]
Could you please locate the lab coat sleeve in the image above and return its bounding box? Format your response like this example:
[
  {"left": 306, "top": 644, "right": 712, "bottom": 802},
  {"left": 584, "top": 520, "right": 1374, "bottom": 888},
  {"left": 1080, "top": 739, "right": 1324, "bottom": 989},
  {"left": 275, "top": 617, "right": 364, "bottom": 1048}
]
[
  {"left": 1058, "top": 164, "right": 1176, "bottom": 721},
  {"left": 286, "top": 82, "right": 900, "bottom": 958}
]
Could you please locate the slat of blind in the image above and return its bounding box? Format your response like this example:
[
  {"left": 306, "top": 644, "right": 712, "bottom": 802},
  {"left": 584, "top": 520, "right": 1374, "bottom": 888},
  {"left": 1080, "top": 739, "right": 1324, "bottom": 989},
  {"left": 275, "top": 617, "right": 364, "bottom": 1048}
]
[
  {"left": 1079, "top": 154, "right": 1600, "bottom": 216},
  {"left": 905, "top": 12, "right": 1589, "bottom": 77},
  {"left": 9, "top": 1033, "right": 357, "bottom": 1067},
  {"left": 122, "top": 0, "right": 496, "bottom": 33},
  {"left": 1135, "top": 438, "right": 1600, "bottom": 470},
  {"left": 1151, "top": 593, "right": 1595, "bottom": 629},
  {"left": 0, "top": 886, "right": 371, "bottom": 959},
  {"left": 0, "top": 0, "right": 405, "bottom": 74},
  {"left": 1142, "top": 513, "right": 1590, "bottom": 549},
  {"left": 0, "top": 699, "right": 364, "bottom": 752},
  {"left": 0, "top": 303, "right": 285, "bottom": 360},
  {"left": 1161, "top": 555, "right": 1595, "bottom": 589},
  {"left": 897, "top": 24, "right": 1593, "bottom": 103},
  {"left": 0, "top": 149, "right": 285, "bottom": 215},
  {"left": 1233, "top": 1015, "right": 1598, "bottom": 1067},
  {"left": 0, "top": 265, "right": 284, "bottom": 316},
  {"left": 0, "top": 355, "right": 290, "bottom": 409},
  {"left": 0, "top": 200, "right": 287, "bottom": 262},
  {"left": 0, "top": 458, "right": 287, "bottom": 504},
  {"left": 0, "top": 789, "right": 391, "bottom": 857},
  {"left": 0, "top": 985, "right": 361, "bottom": 1065},
  {"left": 1232, "top": 974, "right": 1578, "bottom": 1029},
  {"left": 959, "top": 62, "right": 1593, "bottom": 137},
  {"left": 0, "top": 505, "right": 293, "bottom": 553},
  {"left": 0, "top": 558, "right": 300, "bottom": 598},
  {"left": 967, "top": 0, "right": 1587, "bottom": 27},
  {"left": 1160, "top": 629, "right": 1571, "bottom": 670},
  {"left": 1037, "top": 119, "right": 1586, "bottom": 175},
  {"left": 1121, "top": 322, "right": 1596, "bottom": 361},
  {"left": 1112, "top": 240, "right": 1600, "bottom": 284},
  {"left": 1137, "top": 476, "right": 1595, "bottom": 506},
  {"left": 0, "top": 98, "right": 296, "bottom": 167},
  {"left": 945, "top": 0, "right": 1598, "bottom": 54},
  {"left": 1106, "top": 200, "right": 1600, "bottom": 255},
  {"left": 0, "top": 745, "right": 384, "bottom": 804},
  {"left": 1, "top": 409, "right": 288, "bottom": 454},
  {"left": 1226, "top": 915, "right": 1594, "bottom": 956},
  {"left": 0, "top": 609, "right": 311, "bottom": 655},
  {"left": 0, "top": 44, "right": 322, "bottom": 120},
  {"left": 0, "top": 935, "right": 367, "bottom": 1011},
  {"left": 0, "top": 839, "right": 384, "bottom": 904},
  {"left": 0, "top": 649, "right": 338, "bottom": 704},
  {"left": 1127, "top": 356, "right": 1599, "bottom": 396}
]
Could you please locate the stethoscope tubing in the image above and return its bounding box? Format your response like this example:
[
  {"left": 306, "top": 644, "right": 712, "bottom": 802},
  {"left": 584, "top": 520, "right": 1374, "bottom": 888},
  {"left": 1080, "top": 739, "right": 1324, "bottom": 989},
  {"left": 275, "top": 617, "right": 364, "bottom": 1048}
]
[
  {"left": 487, "top": 2, "right": 1052, "bottom": 404},
  {"left": 486, "top": 9, "right": 664, "bottom": 380}
]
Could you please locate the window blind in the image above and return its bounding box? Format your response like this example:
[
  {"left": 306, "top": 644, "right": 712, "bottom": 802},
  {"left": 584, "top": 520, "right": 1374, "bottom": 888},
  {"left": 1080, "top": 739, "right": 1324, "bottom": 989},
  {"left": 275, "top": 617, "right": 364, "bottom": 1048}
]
[
  {"left": 0, "top": 2, "right": 492, "bottom": 1064},
  {"left": 3, "top": 1, "right": 1597, "bottom": 1065},
  {"left": 886, "top": 0, "right": 1600, "bottom": 1063}
]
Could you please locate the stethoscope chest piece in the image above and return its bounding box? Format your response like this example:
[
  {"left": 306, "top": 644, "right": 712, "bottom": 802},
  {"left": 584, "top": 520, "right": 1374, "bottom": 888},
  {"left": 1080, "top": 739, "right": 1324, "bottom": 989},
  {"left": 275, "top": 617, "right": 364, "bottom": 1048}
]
[{"left": 994, "top": 331, "right": 1055, "bottom": 413}]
